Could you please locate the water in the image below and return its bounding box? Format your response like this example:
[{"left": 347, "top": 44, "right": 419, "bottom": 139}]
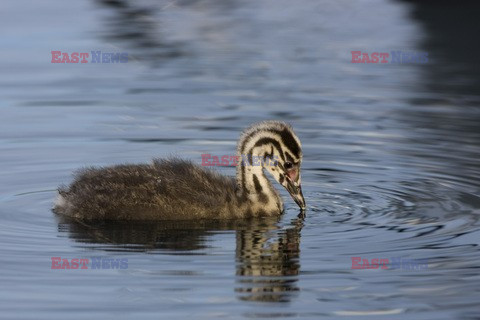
[{"left": 1, "top": 0, "right": 480, "bottom": 319}]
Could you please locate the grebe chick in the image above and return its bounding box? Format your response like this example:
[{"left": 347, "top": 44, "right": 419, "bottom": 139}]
[{"left": 53, "top": 120, "right": 305, "bottom": 220}]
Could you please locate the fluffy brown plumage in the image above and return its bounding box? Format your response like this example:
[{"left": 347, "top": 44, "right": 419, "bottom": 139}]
[
  {"left": 53, "top": 121, "right": 305, "bottom": 220},
  {"left": 55, "top": 159, "right": 248, "bottom": 220}
]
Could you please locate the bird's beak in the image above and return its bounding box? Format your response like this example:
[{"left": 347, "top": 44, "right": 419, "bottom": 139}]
[{"left": 285, "top": 176, "right": 306, "bottom": 210}]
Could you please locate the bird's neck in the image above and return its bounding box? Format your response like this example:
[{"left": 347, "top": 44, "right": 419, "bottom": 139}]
[
  {"left": 235, "top": 153, "right": 283, "bottom": 213},
  {"left": 235, "top": 155, "right": 267, "bottom": 194}
]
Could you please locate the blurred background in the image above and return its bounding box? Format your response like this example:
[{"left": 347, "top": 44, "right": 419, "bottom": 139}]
[{"left": 1, "top": 0, "right": 480, "bottom": 319}]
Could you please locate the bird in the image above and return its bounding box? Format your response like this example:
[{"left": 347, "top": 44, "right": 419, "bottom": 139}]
[{"left": 53, "top": 120, "right": 305, "bottom": 220}]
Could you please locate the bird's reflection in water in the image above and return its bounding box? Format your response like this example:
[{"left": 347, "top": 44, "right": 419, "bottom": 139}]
[
  {"left": 235, "top": 217, "right": 303, "bottom": 302},
  {"left": 55, "top": 214, "right": 303, "bottom": 302}
]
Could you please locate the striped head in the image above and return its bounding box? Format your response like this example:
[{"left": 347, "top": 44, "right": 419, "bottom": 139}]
[{"left": 236, "top": 120, "right": 306, "bottom": 211}]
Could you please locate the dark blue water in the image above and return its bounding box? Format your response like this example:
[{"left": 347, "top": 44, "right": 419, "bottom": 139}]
[{"left": 1, "top": 0, "right": 480, "bottom": 319}]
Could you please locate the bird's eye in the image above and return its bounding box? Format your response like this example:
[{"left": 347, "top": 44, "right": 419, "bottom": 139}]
[{"left": 285, "top": 162, "right": 293, "bottom": 169}]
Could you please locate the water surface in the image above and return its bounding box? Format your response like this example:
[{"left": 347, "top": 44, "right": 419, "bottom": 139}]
[{"left": 1, "top": 0, "right": 480, "bottom": 319}]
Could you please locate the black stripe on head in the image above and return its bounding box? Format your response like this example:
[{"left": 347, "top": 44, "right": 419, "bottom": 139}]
[
  {"left": 284, "top": 151, "right": 295, "bottom": 163},
  {"left": 263, "top": 147, "right": 275, "bottom": 166},
  {"left": 279, "top": 174, "right": 285, "bottom": 184},
  {"left": 239, "top": 130, "right": 256, "bottom": 155},
  {"left": 241, "top": 164, "right": 249, "bottom": 194},
  {"left": 245, "top": 151, "right": 253, "bottom": 165},
  {"left": 252, "top": 174, "right": 263, "bottom": 193},
  {"left": 264, "top": 149, "right": 273, "bottom": 160},
  {"left": 268, "top": 128, "right": 301, "bottom": 159},
  {"left": 253, "top": 138, "right": 285, "bottom": 161}
]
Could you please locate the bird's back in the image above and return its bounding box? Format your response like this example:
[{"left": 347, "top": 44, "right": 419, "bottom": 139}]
[{"left": 54, "top": 158, "right": 239, "bottom": 220}]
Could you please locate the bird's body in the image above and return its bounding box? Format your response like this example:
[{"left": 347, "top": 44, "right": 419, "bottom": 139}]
[
  {"left": 54, "top": 121, "right": 305, "bottom": 220},
  {"left": 55, "top": 159, "right": 278, "bottom": 220}
]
